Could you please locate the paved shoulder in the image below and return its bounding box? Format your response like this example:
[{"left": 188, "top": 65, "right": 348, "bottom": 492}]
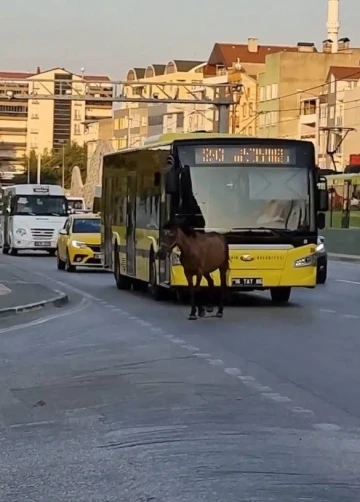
[{"left": 0, "top": 259, "right": 67, "bottom": 318}]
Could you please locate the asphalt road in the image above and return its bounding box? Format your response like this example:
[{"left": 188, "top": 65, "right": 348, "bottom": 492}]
[{"left": 1, "top": 254, "right": 360, "bottom": 501}]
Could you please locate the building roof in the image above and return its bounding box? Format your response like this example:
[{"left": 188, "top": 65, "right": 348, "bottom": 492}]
[
  {"left": 207, "top": 42, "right": 300, "bottom": 67},
  {"left": 0, "top": 68, "right": 110, "bottom": 81},
  {"left": 149, "top": 64, "right": 166, "bottom": 75},
  {"left": 327, "top": 66, "right": 360, "bottom": 81},
  {"left": 132, "top": 67, "right": 146, "bottom": 79},
  {"left": 0, "top": 71, "right": 34, "bottom": 79},
  {"left": 168, "top": 60, "right": 205, "bottom": 72}
]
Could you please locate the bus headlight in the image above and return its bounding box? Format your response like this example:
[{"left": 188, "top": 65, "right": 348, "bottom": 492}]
[
  {"left": 315, "top": 242, "right": 325, "bottom": 254},
  {"left": 294, "top": 255, "right": 316, "bottom": 268},
  {"left": 72, "top": 240, "right": 88, "bottom": 249},
  {"left": 16, "top": 228, "right": 27, "bottom": 236},
  {"left": 171, "top": 252, "right": 181, "bottom": 265}
]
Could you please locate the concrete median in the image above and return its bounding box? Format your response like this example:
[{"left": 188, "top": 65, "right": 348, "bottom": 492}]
[
  {"left": 0, "top": 262, "right": 68, "bottom": 318},
  {"left": 322, "top": 228, "right": 360, "bottom": 262}
]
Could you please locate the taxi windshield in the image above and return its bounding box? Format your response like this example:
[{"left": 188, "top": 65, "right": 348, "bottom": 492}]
[{"left": 72, "top": 218, "right": 100, "bottom": 233}]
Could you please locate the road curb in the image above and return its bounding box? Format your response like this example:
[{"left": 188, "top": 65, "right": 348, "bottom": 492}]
[
  {"left": 329, "top": 253, "right": 360, "bottom": 263},
  {"left": 0, "top": 290, "right": 69, "bottom": 318}
]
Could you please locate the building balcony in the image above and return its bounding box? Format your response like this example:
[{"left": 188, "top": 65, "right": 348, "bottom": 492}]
[
  {"left": 0, "top": 127, "right": 27, "bottom": 134},
  {"left": 299, "top": 113, "right": 317, "bottom": 126}
]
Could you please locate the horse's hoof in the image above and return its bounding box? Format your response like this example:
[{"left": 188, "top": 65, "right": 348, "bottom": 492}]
[
  {"left": 206, "top": 306, "right": 214, "bottom": 313},
  {"left": 188, "top": 314, "right": 197, "bottom": 321},
  {"left": 198, "top": 309, "right": 206, "bottom": 318},
  {"left": 215, "top": 312, "right": 223, "bottom": 318}
]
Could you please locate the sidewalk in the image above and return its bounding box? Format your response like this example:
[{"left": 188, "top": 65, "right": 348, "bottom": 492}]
[
  {"left": 329, "top": 252, "right": 360, "bottom": 263},
  {"left": 0, "top": 262, "right": 68, "bottom": 318}
]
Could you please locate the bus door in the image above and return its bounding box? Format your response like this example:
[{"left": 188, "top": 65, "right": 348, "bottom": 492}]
[
  {"left": 126, "top": 173, "right": 136, "bottom": 276},
  {"left": 159, "top": 171, "right": 172, "bottom": 284}
]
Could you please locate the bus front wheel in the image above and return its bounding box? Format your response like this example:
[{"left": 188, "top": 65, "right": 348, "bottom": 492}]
[
  {"left": 149, "top": 254, "right": 165, "bottom": 301},
  {"left": 270, "top": 287, "right": 291, "bottom": 304}
]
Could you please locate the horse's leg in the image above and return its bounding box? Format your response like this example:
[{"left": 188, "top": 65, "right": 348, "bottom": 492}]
[
  {"left": 204, "top": 272, "right": 214, "bottom": 313},
  {"left": 186, "top": 273, "right": 197, "bottom": 320},
  {"left": 195, "top": 274, "right": 205, "bottom": 318},
  {"left": 216, "top": 266, "right": 227, "bottom": 318}
]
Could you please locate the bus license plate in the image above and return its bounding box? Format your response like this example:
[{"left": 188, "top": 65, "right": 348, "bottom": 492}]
[
  {"left": 232, "top": 278, "right": 263, "bottom": 287},
  {"left": 35, "top": 241, "right": 51, "bottom": 247}
]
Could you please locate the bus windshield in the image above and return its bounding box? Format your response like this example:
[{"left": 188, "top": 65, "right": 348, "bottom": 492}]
[
  {"left": 13, "top": 195, "right": 68, "bottom": 217},
  {"left": 180, "top": 164, "right": 312, "bottom": 232}
]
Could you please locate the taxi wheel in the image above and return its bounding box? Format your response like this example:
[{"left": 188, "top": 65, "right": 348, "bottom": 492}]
[
  {"left": 66, "top": 249, "right": 76, "bottom": 272},
  {"left": 57, "top": 249, "right": 65, "bottom": 270}
]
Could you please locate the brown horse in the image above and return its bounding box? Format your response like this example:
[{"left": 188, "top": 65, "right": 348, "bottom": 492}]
[{"left": 156, "top": 217, "right": 230, "bottom": 320}]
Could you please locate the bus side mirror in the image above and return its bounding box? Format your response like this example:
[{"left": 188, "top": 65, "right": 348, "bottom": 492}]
[
  {"left": 317, "top": 175, "right": 328, "bottom": 212},
  {"left": 165, "top": 170, "right": 177, "bottom": 194},
  {"left": 318, "top": 189, "right": 329, "bottom": 212},
  {"left": 317, "top": 212, "right": 326, "bottom": 230}
]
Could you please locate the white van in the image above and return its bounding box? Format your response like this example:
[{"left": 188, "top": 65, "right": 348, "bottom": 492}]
[
  {"left": 1, "top": 184, "right": 68, "bottom": 255},
  {"left": 67, "top": 196, "right": 86, "bottom": 213}
]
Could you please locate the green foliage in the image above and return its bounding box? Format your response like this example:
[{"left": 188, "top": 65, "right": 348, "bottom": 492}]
[{"left": 18, "top": 142, "right": 87, "bottom": 187}]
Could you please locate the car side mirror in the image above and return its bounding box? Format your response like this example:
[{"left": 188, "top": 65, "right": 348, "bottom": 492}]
[
  {"left": 317, "top": 212, "right": 326, "bottom": 230},
  {"left": 59, "top": 229, "right": 67, "bottom": 236}
]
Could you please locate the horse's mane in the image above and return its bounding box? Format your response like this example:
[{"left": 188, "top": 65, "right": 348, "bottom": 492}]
[{"left": 163, "top": 218, "right": 197, "bottom": 237}]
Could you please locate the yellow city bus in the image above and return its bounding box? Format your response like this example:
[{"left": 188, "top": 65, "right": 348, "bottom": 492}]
[{"left": 102, "top": 133, "right": 328, "bottom": 304}]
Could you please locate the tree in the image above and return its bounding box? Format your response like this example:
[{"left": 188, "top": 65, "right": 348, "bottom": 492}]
[{"left": 20, "top": 142, "right": 87, "bottom": 187}]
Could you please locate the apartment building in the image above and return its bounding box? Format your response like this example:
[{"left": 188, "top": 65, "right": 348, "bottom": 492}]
[
  {"left": 113, "top": 60, "right": 206, "bottom": 145},
  {"left": 0, "top": 67, "right": 112, "bottom": 178},
  {"left": 257, "top": 38, "right": 360, "bottom": 141}
]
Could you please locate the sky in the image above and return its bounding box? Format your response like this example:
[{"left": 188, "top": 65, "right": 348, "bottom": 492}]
[{"left": 1, "top": 0, "right": 359, "bottom": 79}]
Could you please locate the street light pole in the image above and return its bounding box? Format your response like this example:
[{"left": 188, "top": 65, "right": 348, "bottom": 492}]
[
  {"left": 36, "top": 153, "right": 41, "bottom": 184},
  {"left": 62, "top": 144, "right": 65, "bottom": 189}
]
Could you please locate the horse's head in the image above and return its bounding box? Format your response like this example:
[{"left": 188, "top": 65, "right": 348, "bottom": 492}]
[{"left": 156, "top": 217, "right": 187, "bottom": 259}]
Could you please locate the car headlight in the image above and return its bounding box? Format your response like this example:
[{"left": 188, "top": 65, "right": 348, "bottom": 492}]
[
  {"left": 72, "top": 240, "right": 88, "bottom": 249},
  {"left": 15, "top": 228, "right": 27, "bottom": 236},
  {"left": 294, "top": 254, "right": 317, "bottom": 268},
  {"left": 315, "top": 242, "right": 325, "bottom": 253}
]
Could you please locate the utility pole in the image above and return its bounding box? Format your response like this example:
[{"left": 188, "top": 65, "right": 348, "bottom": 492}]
[
  {"left": 36, "top": 153, "right": 41, "bottom": 184},
  {"left": 62, "top": 143, "right": 65, "bottom": 189}
]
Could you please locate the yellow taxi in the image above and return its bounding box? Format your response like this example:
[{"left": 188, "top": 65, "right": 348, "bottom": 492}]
[{"left": 56, "top": 213, "right": 102, "bottom": 272}]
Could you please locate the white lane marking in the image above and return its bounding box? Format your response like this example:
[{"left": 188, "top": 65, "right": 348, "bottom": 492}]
[
  {"left": 336, "top": 279, "right": 360, "bottom": 285},
  {"left": 151, "top": 327, "right": 164, "bottom": 333},
  {"left": 313, "top": 423, "right": 341, "bottom": 431},
  {"left": 9, "top": 420, "right": 56, "bottom": 428},
  {"left": 194, "top": 353, "right": 211, "bottom": 359},
  {"left": 261, "top": 392, "right": 292, "bottom": 403},
  {"left": 171, "top": 337, "right": 186, "bottom": 344},
  {"left": 292, "top": 407, "right": 315, "bottom": 415},
  {"left": 206, "top": 358, "right": 224, "bottom": 366},
  {"left": 320, "top": 309, "right": 336, "bottom": 314},
  {"left": 224, "top": 367, "right": 242, "bottom": 376},
  {"left": 129, "top": 316, "right": 139, "bottom": 321},
  {"left": 181, "top": 344, "right": 200, "bottom": 352},
  {"left": 343, "top": 314, "right": 359, "bottom": 319},
  {"left": 136, "top": 320, "right": 152, "bottom": 327},
  {"left": 0, "top": 297, "right": 90, "bottom": 334},
  {"left": 237, "top": 375, "right": 256, "bottom": 382}
]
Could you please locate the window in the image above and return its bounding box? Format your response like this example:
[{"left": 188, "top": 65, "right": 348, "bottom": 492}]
[
  {"left": 330, "top": 75, "right": 336, "bottom": 94},
  {"left": 74, "top": 109, "right": 81, "bottom": 120},
  {"left": 176, "top": 113, "right": 184, "bottom": 129},
  {"left": 330, "top": 106, "right": 335, "bottom": 119},
  {"left": 31, "top": 113, "right": 39, "bottom": 119},
  {"left": 271, "top": 83, "right": 278, "bottom": 99},
  {"left": 74, "top": 124, "right": 81, "bottom": 135},
  {"left": 260, "top": 87, "right": 265, "bottom": 102},
  {"left": 249, "top": 102, "right": 254, "bottom": 116},
  {"left": 266, "top": 85, "right": 271, "bottom": 101},
  {"left": 242, "top": 103, "right": 248, "bottom": 118},
  {"left": 248, "top": 126, "right": 253, "bottom": 136}
]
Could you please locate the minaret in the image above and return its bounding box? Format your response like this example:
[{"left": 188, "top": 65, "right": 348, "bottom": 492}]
[{"left": 327, "top": 0, "right": 340, "bottom": 52}]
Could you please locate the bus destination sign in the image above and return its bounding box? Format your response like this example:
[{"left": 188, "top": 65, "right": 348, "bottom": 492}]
[{"left": 195, "top": 146, "right": 296, "bottom": 165}]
